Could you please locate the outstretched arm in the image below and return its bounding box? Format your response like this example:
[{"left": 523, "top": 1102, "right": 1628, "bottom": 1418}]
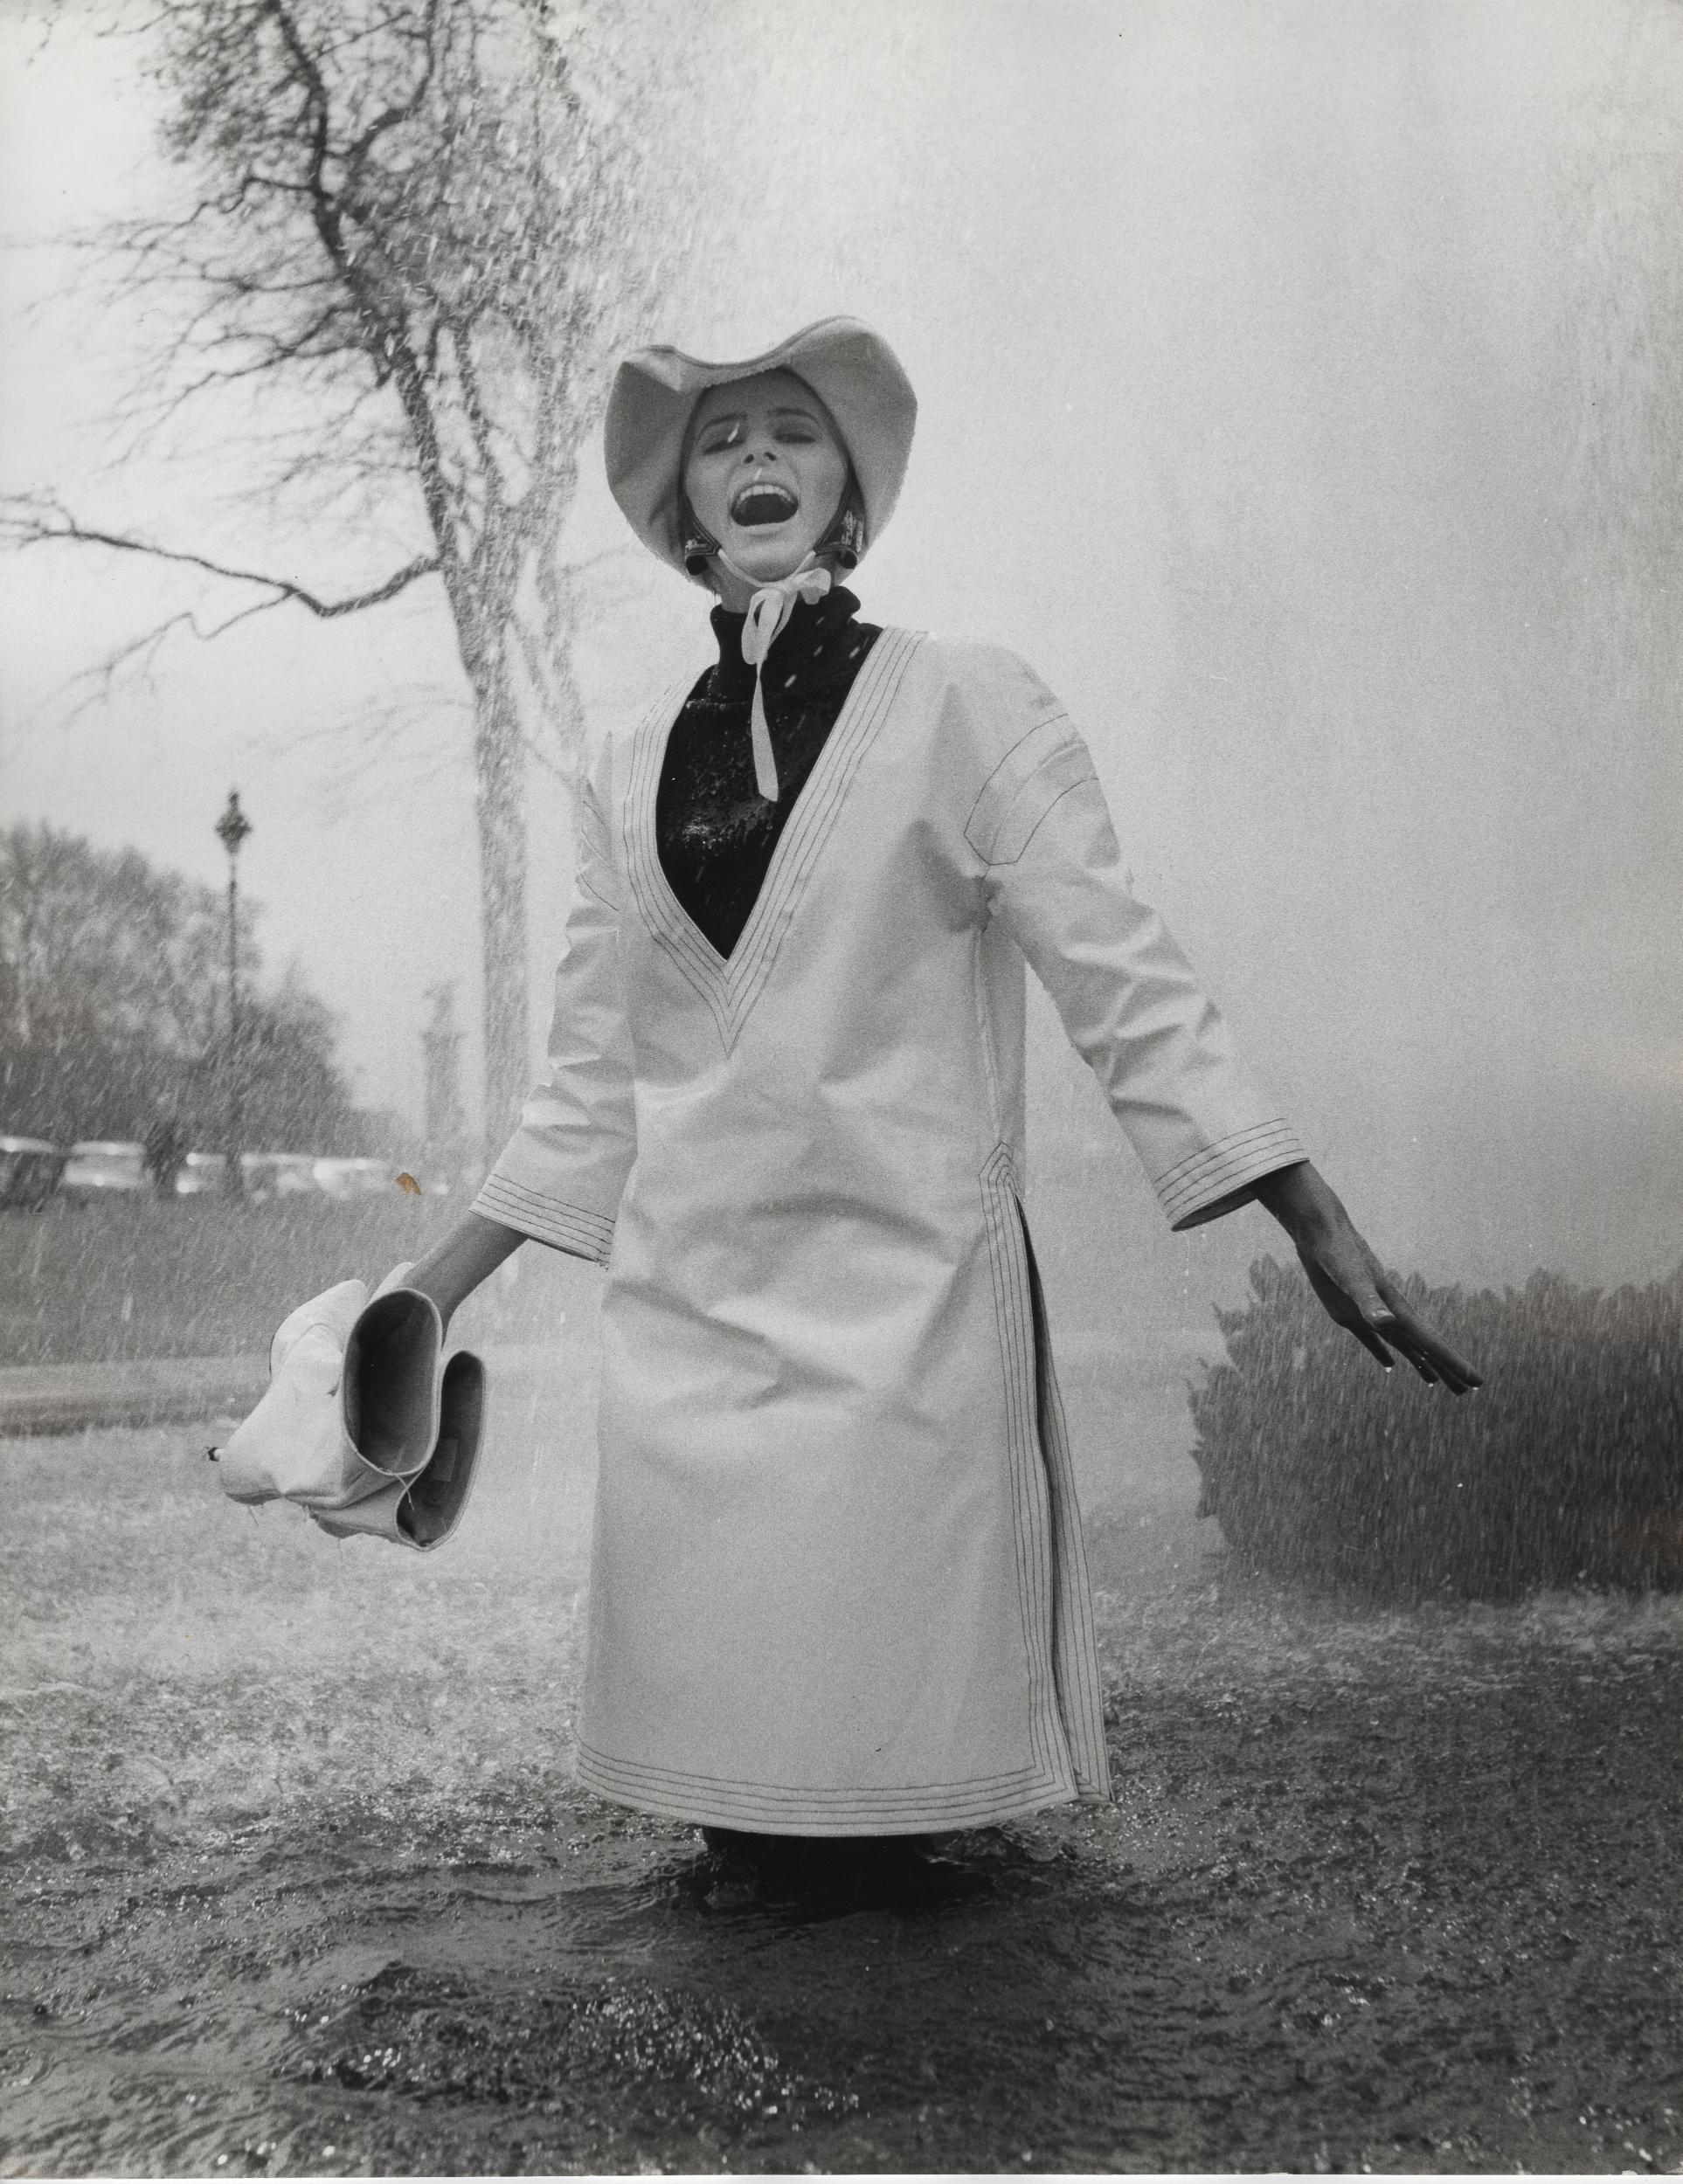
[
  {"left": 1250, "top": 1162, "right": 1483, "bottom": 1393},
  {"left": 959, "top": 661, "right": 1481, "bottom": 1393}
]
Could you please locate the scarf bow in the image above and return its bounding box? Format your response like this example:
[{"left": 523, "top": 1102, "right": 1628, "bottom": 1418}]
[{"left": 729, "top": 553, "right": 834, "bottom": 802}]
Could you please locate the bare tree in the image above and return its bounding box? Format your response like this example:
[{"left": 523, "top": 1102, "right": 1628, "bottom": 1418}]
[{"left": 4, "top": 0, "right": 691, "bottom": 1148}]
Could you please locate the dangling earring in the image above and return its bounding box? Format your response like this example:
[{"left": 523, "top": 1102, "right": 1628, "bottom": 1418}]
[
  {"left": 815, "top": 478, "right": 867, "bottom": 571},
  {"left": 679, "top": 490, "right": 720, "bottom": 577},
  {"left": 828, "top": 501, "right": 866, "bottom": 570}
]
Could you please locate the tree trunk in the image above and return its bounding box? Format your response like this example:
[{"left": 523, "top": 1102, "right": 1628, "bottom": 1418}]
[{"left": 467, "top": 633, "right": 530, "bottom": 1165}]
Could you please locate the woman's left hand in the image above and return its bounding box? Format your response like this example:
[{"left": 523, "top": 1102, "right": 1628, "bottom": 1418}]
[{"left": 1251, "top": 1163, "right": 1484, "bottom": 1393}]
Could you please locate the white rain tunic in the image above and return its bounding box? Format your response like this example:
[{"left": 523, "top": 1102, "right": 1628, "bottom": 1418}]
[{"left": 475, "top": 632, "right": 1304, "bottom": 1835}]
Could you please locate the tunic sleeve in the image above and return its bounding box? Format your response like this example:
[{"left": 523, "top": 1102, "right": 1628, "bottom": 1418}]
[
  {"left": 471, "top": 742, "right": 636, "bottom": 1263},
  {"left": 965, "top": 661, "right": 1306, "bottom": 1230}
]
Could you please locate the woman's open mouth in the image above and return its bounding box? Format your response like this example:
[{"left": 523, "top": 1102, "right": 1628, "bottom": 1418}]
[{"left": 730, "top": 480, "right": 800, "bottom": 528}]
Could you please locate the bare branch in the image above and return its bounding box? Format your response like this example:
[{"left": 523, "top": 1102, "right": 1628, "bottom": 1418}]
[
  {"left": 56, "top": 612, "right": 207, "bottom": 720},
  {"left": 343, "top": 0, "right": 438, "bottom": 162},
  {"left": 1, "top": 501, "right": 439, "bottom": 619}
]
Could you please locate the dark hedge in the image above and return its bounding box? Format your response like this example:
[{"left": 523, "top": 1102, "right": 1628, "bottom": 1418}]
[{"left": 1190, "top": 1257, "right": 1683, "bottom": 1599}]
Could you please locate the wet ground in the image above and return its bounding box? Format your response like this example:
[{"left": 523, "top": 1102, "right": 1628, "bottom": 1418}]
[{"left": 4, "top": 1333, "right": 1683, "bottom": 2174}]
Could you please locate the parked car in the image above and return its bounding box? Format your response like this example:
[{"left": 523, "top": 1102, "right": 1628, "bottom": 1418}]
[
  {"left": 175, "top": 1151, "right": 229, "bottom": 1196},
  {"left": 59, "top": 1139, "right": 149, "bottom": 1200},
  {"left": 239, "top": 1151, "right": 322, "bottom": 1201},
  {"left": 0, "top": 1135, "right": 68, "bottom": 1210},
  {"left": 312, "top": 1156, "right": 394, "bottom": 1199}
]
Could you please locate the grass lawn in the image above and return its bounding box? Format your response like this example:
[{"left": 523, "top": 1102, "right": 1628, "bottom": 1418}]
[{"left": 0, "top": 1196, "right": 597, "bottom": 1367}]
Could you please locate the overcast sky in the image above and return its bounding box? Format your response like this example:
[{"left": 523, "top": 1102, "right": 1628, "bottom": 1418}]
[{"left": 3, "top": 0, "right": 1680, "bottom": 1291}]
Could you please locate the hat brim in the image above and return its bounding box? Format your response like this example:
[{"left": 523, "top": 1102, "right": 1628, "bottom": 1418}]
[{"left": 605, "top": 316, "right": 917, "bottom": 576}]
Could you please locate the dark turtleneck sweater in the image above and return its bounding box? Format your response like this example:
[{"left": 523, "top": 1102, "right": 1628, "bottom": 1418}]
[{"left": 655, "top": 584, "right": 882, "bottom": 958}]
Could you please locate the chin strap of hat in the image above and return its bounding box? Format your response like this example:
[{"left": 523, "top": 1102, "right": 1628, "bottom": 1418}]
[{"left": 719, "top": 550, "right": 834, "bottom": 801}]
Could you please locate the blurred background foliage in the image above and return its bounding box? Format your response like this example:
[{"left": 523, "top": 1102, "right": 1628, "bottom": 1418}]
[{"left": 0, "top": 819, "right": 391, "bottom": 1153}]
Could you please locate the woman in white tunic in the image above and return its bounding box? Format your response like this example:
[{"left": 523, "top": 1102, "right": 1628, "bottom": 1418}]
[{"left": 404, "top": 318, "right": 1480, "bottom": 1845}]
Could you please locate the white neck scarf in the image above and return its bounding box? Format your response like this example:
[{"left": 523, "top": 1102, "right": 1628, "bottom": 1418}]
[{"left": 718, "top": 550, "right": 834, "bottom": 802}]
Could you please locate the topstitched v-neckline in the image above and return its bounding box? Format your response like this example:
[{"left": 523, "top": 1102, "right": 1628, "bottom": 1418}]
[{"left": 623, "top": 626, "right": 924, "bottom": 1053}]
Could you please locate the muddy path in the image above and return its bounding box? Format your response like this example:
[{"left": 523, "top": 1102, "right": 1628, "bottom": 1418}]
[{"left": 4, "top": 1349, "right": 1683, "bottom": 2174}]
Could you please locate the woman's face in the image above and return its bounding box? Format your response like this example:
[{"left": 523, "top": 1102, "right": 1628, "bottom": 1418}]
[{"left": 682, "top": 370, "right": 850, "bottom": 588}]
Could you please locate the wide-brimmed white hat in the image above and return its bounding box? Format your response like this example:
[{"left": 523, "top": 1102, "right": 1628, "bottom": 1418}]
[{"left": 605, "top": 316, "right": 917, "bottom": 576}]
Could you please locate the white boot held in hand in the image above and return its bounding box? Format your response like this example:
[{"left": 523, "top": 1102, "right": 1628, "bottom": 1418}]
[{"left": 211, "top": 1263, "right": 486, "bottom": 1552}]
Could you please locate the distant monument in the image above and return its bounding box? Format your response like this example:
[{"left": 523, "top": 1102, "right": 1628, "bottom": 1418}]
[{"left": 419, "top": 983, "right": 470, "bottom": 1192}]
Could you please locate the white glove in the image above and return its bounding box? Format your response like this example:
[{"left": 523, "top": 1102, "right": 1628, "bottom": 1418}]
[{"left": 212, "top": 1264, "right": 486, "bottom": 1551}]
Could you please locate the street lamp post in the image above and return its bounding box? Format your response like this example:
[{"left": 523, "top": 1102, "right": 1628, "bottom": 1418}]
[{"left": 215, "top": 791, "right": 253, "bottom": 1199}]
